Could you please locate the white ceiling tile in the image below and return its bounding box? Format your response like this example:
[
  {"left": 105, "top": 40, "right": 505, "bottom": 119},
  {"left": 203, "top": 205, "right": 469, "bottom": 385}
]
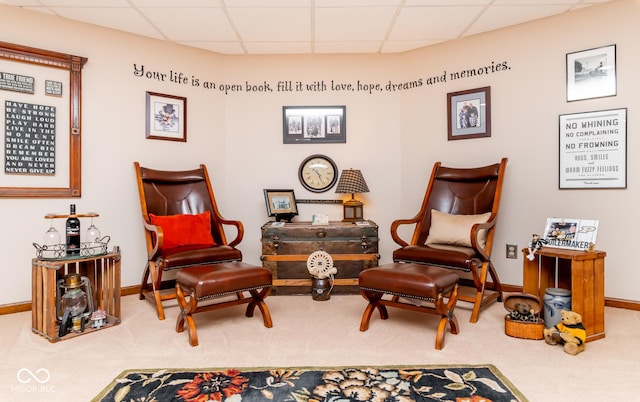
[
  {"left": 243, "top": 41, "right": 312, "bottom": 54},
  {"left": 389, "top": 6, "right": 484, "bottom": 41},
  {"left": 493, "top": 0, "right": 576, "bottom": 4},
  {"left": 227, "top": 8, "right": 310, "bottom": 42},
  {"left": 50, "top": 7, "right": 165, "bottom": 39},
  {"left": 404, "top": 0, "right": 490, "bottom": 5},
  {"left": 224, "top": 0, "right": 310, "bottom": 6},
  {"left": 465, "top": 5, "right": 571, "bottom": 36},
  {"left": 316, "top": 0, "right": 401, "bottom": 6},
  {"left": 0, "top": 0, "right": 612, "bottom": 54},
  {"left": 130, "top": 1, "right": 220, "bottom": 6},
  {"left": 2, "top": 0, "right": 43, "bottom": 5},
  {"left": 23, "top": 6, "right": 55, "bottom": 14},
  {"left": 315, "top": 41, "right": 382, "bottom": 54},
  {"left": 141, "top": 7, "right": 236, "bottom": 41},
  {"left": 381, "top": 39, "right": 445, "bottom": 53},
  {"left": 316, "top": 7, "right": 396, "bottom": 42},
  {"left": 39, "top": 0, "right": 129, "bottom": 5},
  {"left": 179, "top": 41, "right": 246, "bottom": 55}
]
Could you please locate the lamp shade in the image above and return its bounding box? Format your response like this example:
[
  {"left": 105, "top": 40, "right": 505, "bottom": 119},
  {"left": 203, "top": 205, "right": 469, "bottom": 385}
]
[
  {"left": 335, "top": 169, "right": 370, "bottom": 194},
  {"left": 336, "top": 169, "right": 369, "bottom": 222}
]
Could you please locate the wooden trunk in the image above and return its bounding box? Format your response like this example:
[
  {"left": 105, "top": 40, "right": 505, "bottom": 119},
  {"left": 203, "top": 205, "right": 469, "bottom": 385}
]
[{"left": 261, "top": 221, "right": 379, "bottom": 295}]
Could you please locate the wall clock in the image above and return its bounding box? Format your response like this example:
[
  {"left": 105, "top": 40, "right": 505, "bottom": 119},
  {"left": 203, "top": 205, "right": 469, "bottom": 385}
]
[{"left": 298, "top": 154, "right": 338, "bottom": 193}]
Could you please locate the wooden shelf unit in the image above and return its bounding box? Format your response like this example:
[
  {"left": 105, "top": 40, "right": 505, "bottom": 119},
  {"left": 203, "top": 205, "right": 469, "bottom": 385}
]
[
  {"left": 32, "top": 252, "right": 121, "bottom": 342},
  {"left": 522, "top": 247, "right": 605, "bottom": 342}
]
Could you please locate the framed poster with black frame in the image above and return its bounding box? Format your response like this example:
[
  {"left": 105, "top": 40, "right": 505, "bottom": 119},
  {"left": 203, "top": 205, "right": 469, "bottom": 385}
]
[
  {"left": 283, "top": 106, "right": 346, "bottom": 144},
  {"left": 559, "top": 108, "right": 626, "bottom": 189}
]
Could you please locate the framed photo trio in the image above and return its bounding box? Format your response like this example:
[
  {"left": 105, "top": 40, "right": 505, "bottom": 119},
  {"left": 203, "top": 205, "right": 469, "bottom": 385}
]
[
  {"left": 447, "top": 86, "right": 491, "bottom": 140},
  {"left": 283, "top": 105, "right": 346, "bottom": 144}
]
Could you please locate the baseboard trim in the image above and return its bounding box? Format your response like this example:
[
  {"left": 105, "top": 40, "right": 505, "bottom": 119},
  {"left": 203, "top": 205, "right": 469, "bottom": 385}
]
[{"left": 2, "top": 284, "right": 639, "bottom": 315}]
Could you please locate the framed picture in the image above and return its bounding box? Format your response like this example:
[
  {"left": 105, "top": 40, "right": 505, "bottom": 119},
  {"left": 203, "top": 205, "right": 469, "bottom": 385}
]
[
  {"left": 559, "top": 108, "right": 626, "bottom": 189},
  {"left": 145, "top": 92, "right": 187, "bottom": 142},
  {"left": 1, "top": 41, "right": 87, "bottom": 198},
  {"left": 542, "top": 217, "right": 599, "bottom": 250},
  {"left": 566, "top": 44, "right": 616, "bottom": 102},
  {"left": 263, "top": 189, "right": 299, "bottom": 222},
  {"left": 447, "top": 86, "right": 491, "bottom": 140},
  {"left": 283, "top": 106, "right": 346, "bottom": 144}
]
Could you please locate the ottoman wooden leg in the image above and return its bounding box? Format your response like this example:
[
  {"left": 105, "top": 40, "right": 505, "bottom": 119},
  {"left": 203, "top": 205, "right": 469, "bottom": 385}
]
[
  {"left": 246, "top": 288, "right": 273, "bottom": 328},
  {"left": 359, "top": 290, "right": 388, "bottom": 332},
  {"left": 176, "top": 285, "right": 200, "bottom": 347},
  {"left": 434, "top": 284, "right": 459, "bottom": 350}
]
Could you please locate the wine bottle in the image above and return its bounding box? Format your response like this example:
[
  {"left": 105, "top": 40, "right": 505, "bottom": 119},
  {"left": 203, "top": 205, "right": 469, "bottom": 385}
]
[{"left": 66, "top": 204, "right": 81, "bottom": 256}]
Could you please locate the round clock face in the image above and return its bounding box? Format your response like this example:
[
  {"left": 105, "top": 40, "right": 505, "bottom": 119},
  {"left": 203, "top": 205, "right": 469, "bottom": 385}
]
[{"left": 299, "top": 154, "right": 338, "bottom": 193}]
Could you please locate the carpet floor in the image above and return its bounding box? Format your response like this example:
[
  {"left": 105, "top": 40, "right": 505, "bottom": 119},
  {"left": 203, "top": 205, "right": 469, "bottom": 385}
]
[{"left": 1, "top": 294, "right": 639, "bottom": 401}]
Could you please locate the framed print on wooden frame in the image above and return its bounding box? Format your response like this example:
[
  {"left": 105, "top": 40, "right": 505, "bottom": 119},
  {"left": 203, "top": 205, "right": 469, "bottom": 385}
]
[
  {"left": 1, "top": 41, "right": 87, "bottom": 198},
  {"left": 447, "top": 86, "right": 491, "bottom": 141},
  {"left": 566, "top": 44, "right": 616, "bottom": 102},
  {"left": 145, "top": 91, "right": 187, "bottom": 142},
  {"left": 559, "top": 108, "right": 626, "bottom": 189},
  {"left": 283, "top": 105, "right": 346, "bottom": 144}
]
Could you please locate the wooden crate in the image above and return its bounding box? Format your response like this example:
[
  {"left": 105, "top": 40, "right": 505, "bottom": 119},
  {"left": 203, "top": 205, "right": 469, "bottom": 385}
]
[
  {"left": 522, "top": 247, "right": 606, "bottom": 342},
  {"left": 261, "top": 221, "right": 379, "bottom": 295},
  {"left": 31, "top": 252, "right": 121, "bottom": 342}
]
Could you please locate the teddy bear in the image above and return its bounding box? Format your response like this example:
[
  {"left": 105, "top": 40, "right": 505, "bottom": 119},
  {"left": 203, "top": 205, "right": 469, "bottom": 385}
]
[{"left": 543, "top": 310, "right": 586, "bottom": 355}]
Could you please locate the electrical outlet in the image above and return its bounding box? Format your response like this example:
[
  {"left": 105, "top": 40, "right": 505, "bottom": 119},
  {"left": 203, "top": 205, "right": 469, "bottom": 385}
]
[{"left": 506, "top": 244, "right": 518, "bottom": 259}]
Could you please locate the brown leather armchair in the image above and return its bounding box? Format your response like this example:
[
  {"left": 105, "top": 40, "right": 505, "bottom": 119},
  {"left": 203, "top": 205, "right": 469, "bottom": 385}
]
[
  {"left": 391, "top": 158, "right": 508, "bottom": 323},
  {"left": 134, "top": 162, "right": 244, "bottom": 320}
]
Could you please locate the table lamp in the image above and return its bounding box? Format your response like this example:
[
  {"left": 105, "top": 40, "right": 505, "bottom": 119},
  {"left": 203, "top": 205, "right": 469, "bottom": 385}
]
[{"left": 335, "top": 169, "right": 370, "bottom": 222}]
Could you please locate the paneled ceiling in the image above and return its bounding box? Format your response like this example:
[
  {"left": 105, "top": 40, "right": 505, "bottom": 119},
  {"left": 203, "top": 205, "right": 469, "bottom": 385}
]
[{"left": 1, "top": 0, "right": 611, "bottom": 55}]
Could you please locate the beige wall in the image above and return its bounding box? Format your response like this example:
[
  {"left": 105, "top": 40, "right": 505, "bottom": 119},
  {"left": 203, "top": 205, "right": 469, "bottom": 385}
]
[{"left": 0, "top": 0, "right": 637, "bottom": 305}]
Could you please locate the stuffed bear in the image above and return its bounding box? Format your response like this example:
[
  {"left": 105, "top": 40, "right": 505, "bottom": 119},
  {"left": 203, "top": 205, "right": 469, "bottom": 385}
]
[{"left": 543, "top": 310, "right": 586, "bottom": 355}]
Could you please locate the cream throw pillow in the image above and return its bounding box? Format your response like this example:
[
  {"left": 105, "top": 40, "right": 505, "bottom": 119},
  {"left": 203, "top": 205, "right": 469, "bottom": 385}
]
[{"left": 426, "top": 209, "right": 492, "bottom": 248}]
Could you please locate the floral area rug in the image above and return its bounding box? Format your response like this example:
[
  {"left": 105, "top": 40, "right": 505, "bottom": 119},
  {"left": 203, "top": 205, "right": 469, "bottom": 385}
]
[{"left": 93, "top": 364, "right": 527, "bottom": 402}]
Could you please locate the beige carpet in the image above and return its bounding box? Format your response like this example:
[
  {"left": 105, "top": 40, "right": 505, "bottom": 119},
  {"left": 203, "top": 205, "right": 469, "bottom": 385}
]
[{"left": 1, "top": 293, "right": 638, "bottom": 401}]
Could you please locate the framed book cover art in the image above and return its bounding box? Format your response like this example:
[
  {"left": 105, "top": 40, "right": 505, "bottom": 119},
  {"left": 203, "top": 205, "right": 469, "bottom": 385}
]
[
  {"left": 542, "top": 218, "right": 599, "bottom": 250},
  {"left": 447, "top": 86, "right": 491, "bottom": 140}
]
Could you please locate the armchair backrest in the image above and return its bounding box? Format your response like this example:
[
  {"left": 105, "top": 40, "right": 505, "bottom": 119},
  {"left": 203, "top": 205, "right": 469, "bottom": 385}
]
[
  {"left": 411, "top": 158, "right": 508, "bottom": 249},
  {"left": 134, "top": 162, "right": 229, "bottom": 246}
]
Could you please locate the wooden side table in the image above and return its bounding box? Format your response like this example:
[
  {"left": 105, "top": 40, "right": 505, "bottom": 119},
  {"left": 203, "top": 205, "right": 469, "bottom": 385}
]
[
  {"left": 522, "top": 247, "right": 605, "bottom": 342},
  {"left": 261, "top": 220, "right": 379, "bottom": 295},
  {"left": 32, "top": 252, "right": 121, "bottom": 342}
]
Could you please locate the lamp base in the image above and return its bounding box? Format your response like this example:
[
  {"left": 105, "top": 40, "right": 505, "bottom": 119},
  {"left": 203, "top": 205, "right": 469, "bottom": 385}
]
[{"left": 342, "top": 199, "right": 364, "bottom": 222}]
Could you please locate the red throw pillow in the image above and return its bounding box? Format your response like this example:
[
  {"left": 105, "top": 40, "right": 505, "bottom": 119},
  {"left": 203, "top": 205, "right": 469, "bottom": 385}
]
[{"left": 149, "top": 212, "right": 216, "bottom": 249}]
